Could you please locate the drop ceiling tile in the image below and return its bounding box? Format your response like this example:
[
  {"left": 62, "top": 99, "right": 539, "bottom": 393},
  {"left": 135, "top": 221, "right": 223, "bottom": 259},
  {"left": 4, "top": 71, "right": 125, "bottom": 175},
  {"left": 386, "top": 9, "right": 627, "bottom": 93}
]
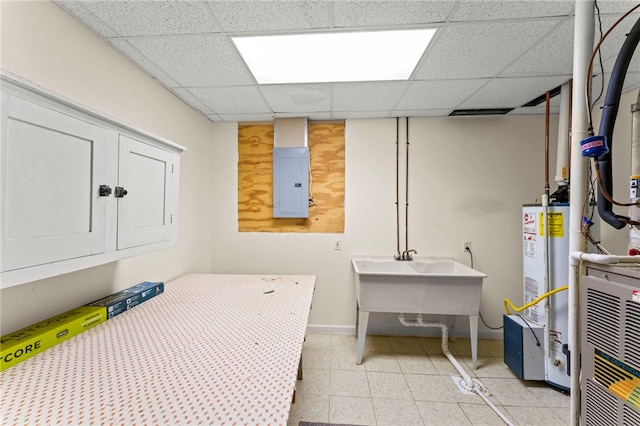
[
  {"left": 333, "top": 1, "right": 454, "bottom": 27},
  {"left": 70, "top": 1, "right": 219, "bottom": 36},
  {"left": 206, "top": 113, "right": 223, "bottom": 122},
  {"left": 173, "top": 88, "right": 215, "bottom": 115},
  {"left": 217, "top": 113, "right": 275, "bottom": 122},
  {"left": 188, "top": 86, "right": 271, "bottom": 114},
  {"left": 210, "top": 0, "right": 331, "bottom": 32},
  {"left": 126, "top": 35, "right": 254, "bottom": 87},
  {"left": 332, "top": 110, "right": 391, "bottom": 119},
  {"left": 414, "top": 20, "right": 560, "bottom": 79},
  {"left": 596, "top": 11, "right": 640, "bottom": 64},
  {"left": 395, "top": 79, "right": 489, "bottom": 110},
  {"left": 596, "top": 1, "right": 640, "bottom": 15},
  {"left": 460, "top": 76, "right": 570, "bottom": 109},
  {"left": 109, "top": 39, "right": 181, "bottom": 88},
  {"left": 450, "top": 0, "right": 574, "bottom": 22},
  {"left": 55, "top": 1, "right": 119, "bottom": 37},
  {"left": 392, "top": 109, "right": 454, "bottom": 117},
  {"left": 306, "top": 112, "right": 334, "bottom": 121},
  {"left": 332, "top": 81, "right": 409, "bottom": 111},
  {"left": 501, "top": 19, "right": 574, "bottom": 77},
  {"left": 273, "top": 111, "right": 332, "bottom": 120},
  {"left": 509, "top": 105, "right": 561, "bottom": 115},
  {"left": 260, "top": 84, "right": 331, "bottom": 113}
]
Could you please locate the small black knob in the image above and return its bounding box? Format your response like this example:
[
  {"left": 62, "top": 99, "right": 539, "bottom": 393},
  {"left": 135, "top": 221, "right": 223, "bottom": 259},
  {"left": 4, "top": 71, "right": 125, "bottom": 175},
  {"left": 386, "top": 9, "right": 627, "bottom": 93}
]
[{"left": 99, "top": 185, "right": 112, "bottom": 197}]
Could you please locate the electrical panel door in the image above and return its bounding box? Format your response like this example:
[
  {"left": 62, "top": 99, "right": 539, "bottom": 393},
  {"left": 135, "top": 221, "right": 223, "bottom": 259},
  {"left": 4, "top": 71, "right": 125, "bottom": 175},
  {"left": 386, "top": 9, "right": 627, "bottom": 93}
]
[{"left": 273, "top": 147, "right": 309, "bottom": 218}]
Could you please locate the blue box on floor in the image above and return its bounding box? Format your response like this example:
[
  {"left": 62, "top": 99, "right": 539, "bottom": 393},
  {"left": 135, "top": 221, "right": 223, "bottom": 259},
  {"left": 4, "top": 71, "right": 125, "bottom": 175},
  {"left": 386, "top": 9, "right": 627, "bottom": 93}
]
[{"left": 503, "top": 314, "right": 545, "bottom": 380}]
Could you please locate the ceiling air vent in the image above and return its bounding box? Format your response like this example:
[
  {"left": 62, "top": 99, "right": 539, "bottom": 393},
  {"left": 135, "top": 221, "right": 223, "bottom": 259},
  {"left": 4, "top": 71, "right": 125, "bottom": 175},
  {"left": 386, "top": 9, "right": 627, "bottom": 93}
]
[
  {"left": 449, "top": 108, "right": 514, "bottom": 116},
  {"left": 522, "top": 84, "right": 563, "bottom": 107}
]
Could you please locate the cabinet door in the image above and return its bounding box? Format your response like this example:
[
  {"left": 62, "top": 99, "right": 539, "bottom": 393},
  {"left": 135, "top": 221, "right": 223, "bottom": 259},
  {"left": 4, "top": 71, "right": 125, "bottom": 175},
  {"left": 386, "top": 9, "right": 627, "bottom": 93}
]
[
  {"left": 116, "top": 135, "right": 177, "bottom": 250},
  {"left": 1, "top": 94, "right": 107, "bottom": 272}
]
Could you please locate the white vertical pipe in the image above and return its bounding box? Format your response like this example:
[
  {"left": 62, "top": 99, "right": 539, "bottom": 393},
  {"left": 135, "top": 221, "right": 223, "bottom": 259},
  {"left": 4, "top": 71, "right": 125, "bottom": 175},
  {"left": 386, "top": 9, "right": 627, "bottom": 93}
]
[{"left": 568, "top": 2, "right": 595, "bottom": 425}]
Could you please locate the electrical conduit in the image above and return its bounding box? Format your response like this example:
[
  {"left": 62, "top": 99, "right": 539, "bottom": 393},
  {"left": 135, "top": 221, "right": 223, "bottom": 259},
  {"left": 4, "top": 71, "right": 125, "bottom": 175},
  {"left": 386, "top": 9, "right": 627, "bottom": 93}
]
[{"left": 398, "top": 314, "right": 514, "bottom": 426}]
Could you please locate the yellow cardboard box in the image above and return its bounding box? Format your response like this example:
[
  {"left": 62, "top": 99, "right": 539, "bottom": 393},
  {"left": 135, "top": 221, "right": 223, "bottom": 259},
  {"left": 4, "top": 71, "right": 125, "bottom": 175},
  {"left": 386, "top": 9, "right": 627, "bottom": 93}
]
[{"left": 1, "top": 305, "right": 106, "bottom": 371}]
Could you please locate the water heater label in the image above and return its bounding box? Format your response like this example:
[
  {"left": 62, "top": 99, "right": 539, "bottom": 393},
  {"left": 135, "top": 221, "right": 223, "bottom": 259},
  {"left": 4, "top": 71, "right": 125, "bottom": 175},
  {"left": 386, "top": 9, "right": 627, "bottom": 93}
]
[
  {"left": 538, "top": 212, "right": 564, "bottom": 237},
  {"left": 630, "top": 175, "right": 640, "bottom": 198},
  {"left": 523, "top": 234, "right": 536, "bottom": 258},
  {"left": 523, "top": 213, "right": 536, "bottom": 234}
]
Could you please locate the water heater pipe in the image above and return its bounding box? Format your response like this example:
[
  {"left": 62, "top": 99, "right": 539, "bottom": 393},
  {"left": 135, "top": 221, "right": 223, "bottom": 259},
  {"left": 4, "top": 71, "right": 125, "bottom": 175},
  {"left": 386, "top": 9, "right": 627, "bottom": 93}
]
[{"left": 568, "top": 2, "right": 595, "bottom": 424}]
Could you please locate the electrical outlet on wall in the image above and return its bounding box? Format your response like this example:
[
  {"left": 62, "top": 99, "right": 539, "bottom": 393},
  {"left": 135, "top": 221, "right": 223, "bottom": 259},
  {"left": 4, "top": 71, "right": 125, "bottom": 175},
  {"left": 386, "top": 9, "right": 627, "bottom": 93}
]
[
  {"left": 334, "top": 240, "right": 342, "bottom": 250},
  {"left": 463, "top": 241, "right": 471, "bottom": 252}
]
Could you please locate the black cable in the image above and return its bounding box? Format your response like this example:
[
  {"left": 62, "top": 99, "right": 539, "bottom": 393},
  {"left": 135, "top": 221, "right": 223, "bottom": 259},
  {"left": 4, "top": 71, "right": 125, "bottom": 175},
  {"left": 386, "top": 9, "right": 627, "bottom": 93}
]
[
  {"left": 517, "top": 315, "right": 542, "bottom": 347},
  {"left": 465, "top": 247, "right": 504, "bottom": 330}
]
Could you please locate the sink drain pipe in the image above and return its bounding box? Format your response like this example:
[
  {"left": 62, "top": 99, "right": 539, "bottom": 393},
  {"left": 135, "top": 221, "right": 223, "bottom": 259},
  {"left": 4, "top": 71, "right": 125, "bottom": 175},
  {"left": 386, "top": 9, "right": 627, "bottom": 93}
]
[{"left": 398, "top": 314, "right": 514, "bottom": 426}]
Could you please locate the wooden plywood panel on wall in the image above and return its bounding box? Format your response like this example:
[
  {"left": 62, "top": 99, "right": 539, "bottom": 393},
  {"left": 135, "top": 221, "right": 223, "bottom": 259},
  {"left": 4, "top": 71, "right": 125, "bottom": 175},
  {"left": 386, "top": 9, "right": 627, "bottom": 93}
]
[{"left": 238, "top": 122, "right": 345, "bottom": 233}]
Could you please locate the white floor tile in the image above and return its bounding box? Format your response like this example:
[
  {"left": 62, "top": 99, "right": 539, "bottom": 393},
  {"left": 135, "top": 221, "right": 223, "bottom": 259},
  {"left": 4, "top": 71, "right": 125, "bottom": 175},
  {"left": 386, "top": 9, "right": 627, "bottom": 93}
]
[
  {"left": 364, "top": 352, "right": 403, "bottom": 373},
  {"left": 329, "top": 395, "right": 376, "bottom": 425},
  {"left": 331, "top": 350, "right": 366, "bottom": 371},
  {"left": 295, "top": 333, "right": 564, "bottom": 426},
  {"left": 396, "top": 353, "right": 439, "bottom": 375},
  {"left": 372, "top": 397, "right": 424, "bottom": 426},
  {"left": 415, "top": 401, "right": 472, "bottom": 426},
  {"left": 368, "top": 371, "right": 413, "bottom": 400},
  {"left": 503, "top": 405, "right": 568, "bottom": 426},
  {"left": 330, "top": 369, "right": 371, "bottom": 397}
]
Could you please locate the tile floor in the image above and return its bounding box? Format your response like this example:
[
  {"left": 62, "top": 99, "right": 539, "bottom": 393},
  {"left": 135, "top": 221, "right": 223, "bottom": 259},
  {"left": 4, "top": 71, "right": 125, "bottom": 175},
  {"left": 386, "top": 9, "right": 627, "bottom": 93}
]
[{"left": 288, "top": 333, "right": 570, "bottom": 426}]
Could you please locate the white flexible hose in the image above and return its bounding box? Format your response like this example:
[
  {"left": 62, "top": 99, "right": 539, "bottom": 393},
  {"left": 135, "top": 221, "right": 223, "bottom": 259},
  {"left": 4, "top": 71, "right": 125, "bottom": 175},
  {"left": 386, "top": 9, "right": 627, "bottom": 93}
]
[{"left": 398, "top": 314, "right": 515, "bottom": 426}]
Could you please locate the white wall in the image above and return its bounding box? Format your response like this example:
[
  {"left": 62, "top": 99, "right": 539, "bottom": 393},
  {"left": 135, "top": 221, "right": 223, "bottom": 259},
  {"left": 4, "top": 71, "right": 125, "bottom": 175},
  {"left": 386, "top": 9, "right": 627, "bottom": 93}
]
[
  {"left": 209, "top": 115, "right": 548, "bottom": 336},
  {"left": 1, "top": 1, "right": 635, "bottom": 339},
  {"left": 0, "top": 1, "right": 217, "bottom": 334},
  {"left": 209, "top": 91, "right": 636, "bottom": 337}
]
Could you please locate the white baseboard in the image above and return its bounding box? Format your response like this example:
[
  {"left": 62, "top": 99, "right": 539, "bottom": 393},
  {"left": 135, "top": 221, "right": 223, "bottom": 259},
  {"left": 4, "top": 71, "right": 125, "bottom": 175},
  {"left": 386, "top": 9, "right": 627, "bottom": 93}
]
[{"left": 306, "top": 324, "right": 355, "bottom": 335}]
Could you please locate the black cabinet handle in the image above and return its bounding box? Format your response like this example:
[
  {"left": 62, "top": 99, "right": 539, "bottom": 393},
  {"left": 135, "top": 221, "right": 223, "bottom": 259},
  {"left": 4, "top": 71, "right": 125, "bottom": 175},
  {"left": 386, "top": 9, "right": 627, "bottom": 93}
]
[
  {"left": 99, "top": 185, "right": 112, "bottom": 197},
  {"left": 114, "top": 187, "right": 128, "bottom": 198}
]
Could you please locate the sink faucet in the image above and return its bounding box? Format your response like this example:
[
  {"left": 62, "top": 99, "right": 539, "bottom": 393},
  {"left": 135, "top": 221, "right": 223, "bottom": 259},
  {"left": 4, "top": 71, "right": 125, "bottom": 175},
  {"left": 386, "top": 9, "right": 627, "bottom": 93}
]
[{"left": 396, "top": 249, "right": 417, "bottom": 261}]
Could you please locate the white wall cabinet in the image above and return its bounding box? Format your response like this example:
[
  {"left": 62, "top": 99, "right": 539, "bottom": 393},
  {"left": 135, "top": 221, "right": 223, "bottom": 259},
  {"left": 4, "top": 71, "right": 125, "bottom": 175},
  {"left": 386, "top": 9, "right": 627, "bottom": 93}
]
[{"left": 0, "top": 72, "right": 186, "bottom": 288}]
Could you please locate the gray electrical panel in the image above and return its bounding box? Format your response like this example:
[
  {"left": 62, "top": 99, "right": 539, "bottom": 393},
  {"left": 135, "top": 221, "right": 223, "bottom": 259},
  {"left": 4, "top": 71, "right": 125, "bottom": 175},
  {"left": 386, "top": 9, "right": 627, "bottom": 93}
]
[{"left": 273, "top": 147, "right": 309, "bottom": 218}]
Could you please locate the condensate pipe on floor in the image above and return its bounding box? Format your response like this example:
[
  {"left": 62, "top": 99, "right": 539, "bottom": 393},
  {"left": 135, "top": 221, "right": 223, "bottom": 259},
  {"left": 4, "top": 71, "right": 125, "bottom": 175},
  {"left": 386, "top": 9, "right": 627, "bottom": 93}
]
[{"left": 398, "top": 314, "right": 514, "bottom": 426}]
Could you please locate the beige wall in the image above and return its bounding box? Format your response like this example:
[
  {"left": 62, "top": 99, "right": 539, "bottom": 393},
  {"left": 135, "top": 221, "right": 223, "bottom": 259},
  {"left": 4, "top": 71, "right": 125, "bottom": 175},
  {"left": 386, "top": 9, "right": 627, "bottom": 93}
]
[
  {"left": 0, "top": 1, "right": 217, "bottom": 333},
  {"left": 1, "top": 1, "right": 635, "bottom": 338}
]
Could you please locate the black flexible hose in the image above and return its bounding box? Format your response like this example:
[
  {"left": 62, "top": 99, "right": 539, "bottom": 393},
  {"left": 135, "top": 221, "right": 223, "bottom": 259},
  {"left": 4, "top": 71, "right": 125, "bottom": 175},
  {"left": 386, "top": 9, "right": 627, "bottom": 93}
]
[{"left": 596, "top": 16, "right": 640, "bottom": 229}]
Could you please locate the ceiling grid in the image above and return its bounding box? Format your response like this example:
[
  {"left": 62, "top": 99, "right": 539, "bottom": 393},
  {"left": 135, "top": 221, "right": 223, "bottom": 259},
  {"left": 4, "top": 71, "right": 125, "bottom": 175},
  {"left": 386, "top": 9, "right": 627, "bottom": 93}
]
[{"left": 54, "top": 0, "right": 640, "bottom": 122}]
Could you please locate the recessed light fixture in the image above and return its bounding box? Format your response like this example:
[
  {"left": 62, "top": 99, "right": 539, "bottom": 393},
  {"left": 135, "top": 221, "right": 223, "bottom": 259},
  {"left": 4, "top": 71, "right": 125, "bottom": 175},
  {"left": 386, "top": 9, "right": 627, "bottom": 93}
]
[{"left": 232, "top": 29, "right": 437, "bottom": 85}]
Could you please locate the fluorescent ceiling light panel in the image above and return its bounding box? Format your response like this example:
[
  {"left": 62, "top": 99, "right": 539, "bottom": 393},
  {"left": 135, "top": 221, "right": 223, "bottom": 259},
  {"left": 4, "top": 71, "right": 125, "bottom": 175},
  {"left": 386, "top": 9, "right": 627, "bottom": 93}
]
[{"left": 232, "top": 29, "right": 436, "bottom": 84}]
